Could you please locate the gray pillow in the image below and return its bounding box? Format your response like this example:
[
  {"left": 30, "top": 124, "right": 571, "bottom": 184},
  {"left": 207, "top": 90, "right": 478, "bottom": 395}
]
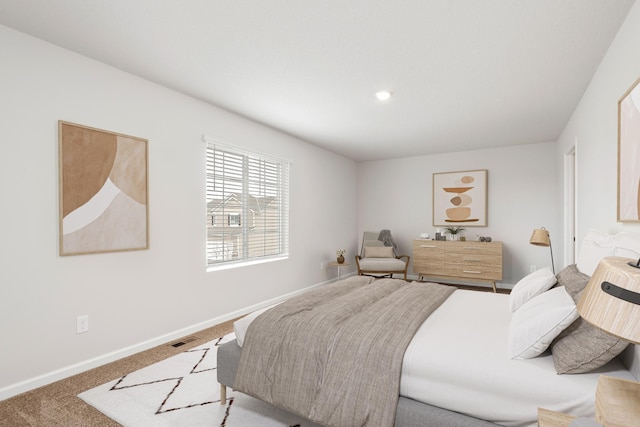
[
  {"left": 553, "top": 263, "right": 589, "bottom": 303},
  {"left": 550, "top": 264, "right": 629, "bottom": 374}
]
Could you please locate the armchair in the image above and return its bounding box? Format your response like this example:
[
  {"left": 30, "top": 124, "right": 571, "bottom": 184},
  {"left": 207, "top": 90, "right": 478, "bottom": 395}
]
[{"left": 355, "top": 230, "right": 410, "bottom": 280}]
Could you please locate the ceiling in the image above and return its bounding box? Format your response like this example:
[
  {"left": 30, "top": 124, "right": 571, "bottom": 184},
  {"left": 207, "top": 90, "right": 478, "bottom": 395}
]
[{"left": 0, "top": 1, "right": 634, "bottom": 161}]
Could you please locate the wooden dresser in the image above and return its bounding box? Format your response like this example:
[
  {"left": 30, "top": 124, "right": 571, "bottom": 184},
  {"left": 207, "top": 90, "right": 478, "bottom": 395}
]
[{"left": 412, "top": 240, "right": 503, "bottom": 292}]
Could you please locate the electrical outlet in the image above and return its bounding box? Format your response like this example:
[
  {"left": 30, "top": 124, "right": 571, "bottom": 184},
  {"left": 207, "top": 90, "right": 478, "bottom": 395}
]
[
  {"left": 77, "top": 315, "right": 89, "bottom": 334},
  {"left": 530, "top": 265, "right": 537, "bottom": 273}
]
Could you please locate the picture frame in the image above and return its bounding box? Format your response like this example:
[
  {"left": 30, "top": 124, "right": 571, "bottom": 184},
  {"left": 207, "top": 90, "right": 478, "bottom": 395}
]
[
  {"left": 618, "top": 76, "right": 640, "bottom": 222},
  {"left": 433, "top": 169, "right": 487, "bottom": 227},
  {"left": 59, "top": 121, "right": 149, "bottom": 255}
]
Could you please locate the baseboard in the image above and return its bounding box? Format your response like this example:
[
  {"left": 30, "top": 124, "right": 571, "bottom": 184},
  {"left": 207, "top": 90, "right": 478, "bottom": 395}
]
[{"left": 0, "top": 278, "right": 333, "bottom": 402}]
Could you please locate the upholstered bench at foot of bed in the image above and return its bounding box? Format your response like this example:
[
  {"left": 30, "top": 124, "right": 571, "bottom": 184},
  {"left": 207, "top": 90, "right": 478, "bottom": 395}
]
[{"left": 216, "top": 339, "right": 498, "bottom": 427}]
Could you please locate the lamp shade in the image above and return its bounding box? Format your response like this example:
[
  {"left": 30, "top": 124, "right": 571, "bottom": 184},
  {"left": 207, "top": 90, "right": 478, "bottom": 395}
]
[
  {"left": 577, "top": 256, "right": 640, "bottom": 344},
  {"left": 530, "top": 228, "right": 551, "bottom": 246}
]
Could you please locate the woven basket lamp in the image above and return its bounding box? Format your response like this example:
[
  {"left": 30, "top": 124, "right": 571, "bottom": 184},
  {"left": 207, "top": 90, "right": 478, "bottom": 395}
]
[{"left": 577, "top": 256, "right": 640, "bottom": 344}]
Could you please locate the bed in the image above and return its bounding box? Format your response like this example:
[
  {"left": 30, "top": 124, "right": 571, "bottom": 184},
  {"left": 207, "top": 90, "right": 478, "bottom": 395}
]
[{"left": 217, "top": 230, "right": 640, "bottom": 427}]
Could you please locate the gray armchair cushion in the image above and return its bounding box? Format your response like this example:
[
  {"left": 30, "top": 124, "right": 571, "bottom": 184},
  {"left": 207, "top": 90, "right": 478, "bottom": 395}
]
[
  {"left": 364, "top": 246, "right": 395, "bottom": 258},
  {"left": 358, "top": 257, "right": 407, "bottom": 272}
]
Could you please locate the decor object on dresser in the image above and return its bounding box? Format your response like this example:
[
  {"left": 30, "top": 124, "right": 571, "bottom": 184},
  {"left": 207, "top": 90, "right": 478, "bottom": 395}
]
[
  {"left": 355, "top": 230, "right": 410, "bottom": 280},
  {"left": 59, "top": 121, "right": 149, "bottom": 256},
  {"left": 433, "top": 169, "right": 487, "bottom": 226},
  {"left": 618, "top": 75, "right": 640, "bottom": 222},
  {"left": 444, "top": 225, "right": 465, "bottom": 241},
  {"left": 530, "top": 227, "right": 555, "bottom": 273},
  {"left": 412, "top": 239, "right": 502, "bottom": 292}
]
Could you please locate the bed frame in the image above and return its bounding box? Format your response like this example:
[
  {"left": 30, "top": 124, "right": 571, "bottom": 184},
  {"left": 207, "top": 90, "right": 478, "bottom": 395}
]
[{"left": 217, "top": 338, "right": 499, "bottom": 427}]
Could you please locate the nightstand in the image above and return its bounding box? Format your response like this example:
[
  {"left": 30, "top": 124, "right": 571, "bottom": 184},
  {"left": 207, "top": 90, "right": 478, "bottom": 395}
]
[
  {"left": 538, "top": 375, "right": 640, "bottom": 427},
  {"left": 328, "top": 261, "right": 351, "bottom": 280},
  {"left": 537, "top": 408, "right": 575, "bottom": 427}
]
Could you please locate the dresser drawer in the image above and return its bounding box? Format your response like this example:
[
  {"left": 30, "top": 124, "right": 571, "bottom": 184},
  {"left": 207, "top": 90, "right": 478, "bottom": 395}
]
[
  {"left": 412, "top": 240, "right": 503, "bottom": 290},
  {"left": 413, "top": 242, "right": 446, "bottom": 276},
  {"left": 445, "top": 253, "right": 502, "bottom": 269},
  {"left": 413, "top": 242, "right": 444, "bottom": 261},
  {"left": 448, "top": 242, "right": 502, "bottom": 256},
  {"left": 444, "top": 265, "right": 503, "bottom": 281}
]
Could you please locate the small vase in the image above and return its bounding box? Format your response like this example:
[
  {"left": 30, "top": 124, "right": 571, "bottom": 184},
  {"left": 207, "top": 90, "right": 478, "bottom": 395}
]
[{"left": 337, "top": 255, "right": 345, "bottom": 264}]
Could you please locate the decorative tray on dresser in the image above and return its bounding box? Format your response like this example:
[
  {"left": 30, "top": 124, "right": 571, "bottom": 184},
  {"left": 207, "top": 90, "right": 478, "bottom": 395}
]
[{"left": 412, "top": 239, "right": 503, "bottom": 292}]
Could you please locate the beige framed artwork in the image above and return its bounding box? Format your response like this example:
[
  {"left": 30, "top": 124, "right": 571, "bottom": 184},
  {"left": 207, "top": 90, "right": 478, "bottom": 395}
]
[
  {"left": 433, "top": 169, "right": 487, "bottom": 227},
  {"left": 618, "top": 76, "right": 640, "bottom": 222},
  {"left": 59, "top": 121, "right": 149, "bottom": 255}
]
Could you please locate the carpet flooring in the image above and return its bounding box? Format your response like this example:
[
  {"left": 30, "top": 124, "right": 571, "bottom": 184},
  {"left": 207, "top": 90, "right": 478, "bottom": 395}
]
[{"left": 0, "top": 320, "right": 235, "bottom": 427}]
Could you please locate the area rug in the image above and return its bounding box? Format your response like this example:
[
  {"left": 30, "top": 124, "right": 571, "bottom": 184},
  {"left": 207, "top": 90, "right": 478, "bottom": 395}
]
[{"left": 79, "top": 333, "right": 322, "bottom": 426}]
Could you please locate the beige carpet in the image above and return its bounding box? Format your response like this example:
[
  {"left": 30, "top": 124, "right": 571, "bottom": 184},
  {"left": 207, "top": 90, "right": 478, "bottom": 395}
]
[{"left": 0, "top": 320, "right": 235, "bottom": 427}]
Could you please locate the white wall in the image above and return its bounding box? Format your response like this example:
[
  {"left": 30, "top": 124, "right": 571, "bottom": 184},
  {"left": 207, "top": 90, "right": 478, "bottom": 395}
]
[
  {"left": 556, "top": 0, "right": 640, "bottom": 380},
  {"left": 0, "top": 25, "right": 359, "bottom": 398},
  {"left": 357, "top": 142, "right": 559, "bottom": 286},
  {"left": 557, "top": 1, "right": 640, "bottom": 241}
]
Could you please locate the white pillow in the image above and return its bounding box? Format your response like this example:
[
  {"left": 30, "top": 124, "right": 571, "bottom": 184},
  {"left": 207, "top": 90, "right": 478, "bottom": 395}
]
[
  {"left": 576, "top": 229, "right": 615, "bottom": 276},
  {"left": 613, "top": 231, "right": 640, "bottom": 260},
  {"left": 508, "top": 286, "right": 579, "bottom": 360},
  {"left": 509, "top": 267, "right": 557, "bottom": 312}
]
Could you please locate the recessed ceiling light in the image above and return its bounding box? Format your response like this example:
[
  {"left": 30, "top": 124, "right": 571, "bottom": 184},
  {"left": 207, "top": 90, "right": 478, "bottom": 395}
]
[{"left": 375, "top": 91, "right": 392, "bottom": 101}]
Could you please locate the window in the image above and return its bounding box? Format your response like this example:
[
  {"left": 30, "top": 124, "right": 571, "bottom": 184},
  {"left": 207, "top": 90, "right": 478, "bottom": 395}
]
[
  {"left": 205, "top": 138, "right": 289, "bottom": 268},
  {"left": 228, "top": 213, "right": 241, "bottom": 226}
]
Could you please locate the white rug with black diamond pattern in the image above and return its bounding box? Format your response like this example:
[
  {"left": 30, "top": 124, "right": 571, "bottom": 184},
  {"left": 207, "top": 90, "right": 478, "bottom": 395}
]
[{"left": 79, "top": 333, "right": 322, "bottom": 426}]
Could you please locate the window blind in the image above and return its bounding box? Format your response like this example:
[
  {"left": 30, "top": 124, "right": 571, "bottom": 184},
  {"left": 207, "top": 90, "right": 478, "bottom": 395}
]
[{"left": 205, "top": 139, "right": 289, "bottom": 268}]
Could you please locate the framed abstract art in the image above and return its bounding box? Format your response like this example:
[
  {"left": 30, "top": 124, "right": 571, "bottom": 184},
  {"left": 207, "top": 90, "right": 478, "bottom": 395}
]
[
  {"left": 433, "top": 169, "right": 487, "bottom": 227},
  {"left": 58, "top": 121, "right": 149, "bottom": 255},
  {"left": 618, "top": 76, "right": 640, "bottom": 222}
]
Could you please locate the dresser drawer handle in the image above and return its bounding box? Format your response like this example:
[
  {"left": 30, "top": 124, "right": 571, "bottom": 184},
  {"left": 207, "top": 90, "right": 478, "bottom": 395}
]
[
  {"left": 463, "top": 258, "right": 482, "bottom": 262},
  {"left": 464, "top": 247, "right": 483, "bottom": 250},
  {"left": 420, "top": 245, "right": 437, "bottom": 248},
  {"left": 463, "top": 270, "right": 482, "bottom": 274}
]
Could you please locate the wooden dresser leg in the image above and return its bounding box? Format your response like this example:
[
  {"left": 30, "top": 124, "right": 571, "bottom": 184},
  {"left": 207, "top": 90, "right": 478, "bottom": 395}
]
[
  {"left": 220, "top": 384, "right": 226, "bottom": 405},
  {"left": 491, "top": 281, "right": 497, "bottom": 293}
]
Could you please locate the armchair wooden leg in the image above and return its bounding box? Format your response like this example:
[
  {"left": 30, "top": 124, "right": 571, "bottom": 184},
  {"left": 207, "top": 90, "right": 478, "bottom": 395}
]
[{"left": 220, "top": 383, "right": 227, "bottom": 405}]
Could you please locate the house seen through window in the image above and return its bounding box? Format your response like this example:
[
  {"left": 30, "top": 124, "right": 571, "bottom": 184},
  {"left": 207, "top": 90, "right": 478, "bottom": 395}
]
[
  {"left": 205, "top": 139, "right": 289, "bottom": 268},
  {"left": 228, "top": 213, "right": 241, "bottom": 226}
]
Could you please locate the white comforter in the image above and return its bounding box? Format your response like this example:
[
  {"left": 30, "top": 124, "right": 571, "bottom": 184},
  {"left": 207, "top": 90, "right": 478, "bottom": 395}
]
[
  {"left": 400, "top": 289, "right": 634, "bottom": 426},
  {"left": 234, "top": 288, "right": 635, "bottom": 427}
]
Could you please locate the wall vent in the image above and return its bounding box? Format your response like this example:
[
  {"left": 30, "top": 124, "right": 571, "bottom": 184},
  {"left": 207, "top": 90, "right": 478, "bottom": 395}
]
[{"left": 170, "top": 336, "right": 199, "bottom": 348}]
